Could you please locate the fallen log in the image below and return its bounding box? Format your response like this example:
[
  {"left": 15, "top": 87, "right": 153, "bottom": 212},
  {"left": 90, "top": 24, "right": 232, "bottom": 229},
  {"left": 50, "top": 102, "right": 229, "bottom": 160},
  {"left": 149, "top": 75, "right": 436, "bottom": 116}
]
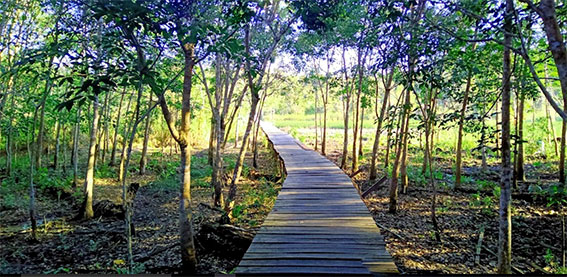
[
  {"left": 481, "top": 245, "right": 525, "bottom": 274},
  {"left": 362, "top": 176, "right": 388, "bottom": 198},
  {"left": 475, "top": 224, "right": 485, "bottom": 265},
  {"left": 349, "top": 168, "right": 364, "bottom": 178},
  {"left": 134, "top": 242, "right": 180, "bottom": 263},
  {"left": 375, "top": 222, "right": 404, "bottom": 240}
]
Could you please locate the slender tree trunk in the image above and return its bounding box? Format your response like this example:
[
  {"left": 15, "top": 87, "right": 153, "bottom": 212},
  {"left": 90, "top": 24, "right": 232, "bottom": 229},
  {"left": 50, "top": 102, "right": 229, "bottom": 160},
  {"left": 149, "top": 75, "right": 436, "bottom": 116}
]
[
  {"left": 234, "top": 113, "right": 239, "bottom": 148},
  {"left": 389, "top": 89, "right": 410, "bottom": 213},
  {"left": 28, "top": 109, "right": 39, "bottom": 241},
  {"left": 35, "top": 86, "right": 51, "bottom": 170},
  {"left": 341, "top": 96, "right": 350, "bottom": 170},
  {"left": 359, "top": 107, "right": 364, "bottom": 157},
  {"left": 228, "top": 95, "right": 259, "bottom": 208},
  {"left": 547, "top": 102, "right": 559, "bottom": 156},
  {"left": 322, "top": 103, "right": 327, "bottom": 155},
  {"left": 119, "top": 93, "right": 134, "bottom": 183},
  {"left": 227, "top": 25, "right": 263, "bottom": 212},
  {"left": 455, "top": 72, "right": 473, "bottom": 188},
  {"left": 385, "top": 123, "right": 393, "bottom": 169},
  {"left": 561, "top": 120, "right": 567, "bottom": 184},
  {"left": 496, "top": 101, "right": 500, "bottom": 156},
  {"left": 53, "top": 119, "right": 61, "bottom": 170},
  {"left": 545, "top": 64, "right": 559, "bottom": 156},
  {"left": 72, "top": 109, "right": 81, "bottom": 187},
  {"left": 516, "top": 95, "right": 525, "bottom": 182},
  {"left": 314, "top": 88, "right": 318, "bottom": 151},
  {"left": 208, "top": 118, "right": 215, "bottom": 166},
  {"left": 253, "top": 95, "right": 267, "bottom": 168},
  {"left": 498, "top": 2, "right": 513, "bottom": 272},
  {"left": 82, "top": 95, "right": 100, "bottom": 219},
  {"left": 212, "top": 111, "right": 225, "bottom": 208},
  {"left": 352, "top": 48, "right": 363, "bottom": 173},
  {"left": 140, "top": 93, "right": 152, "bottom": 175},
  {"left": 110, "top": 90, "right": 125, "bottom": 166},
  {"left": 101, "top": 91, "right": 111, "bottom": 164},
  {"left": 400, "top": 102, "right": 411, "bottom": 194}
]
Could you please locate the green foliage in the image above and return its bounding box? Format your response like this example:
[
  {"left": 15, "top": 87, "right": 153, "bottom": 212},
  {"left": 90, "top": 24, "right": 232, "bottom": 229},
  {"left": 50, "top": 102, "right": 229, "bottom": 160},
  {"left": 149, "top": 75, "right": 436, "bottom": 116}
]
[
  {"left": 231, "top": 204, "right": 245, "bottom": 219},
  {"left": 544, "top": 248, "right": 567, "bottom": 274},
  {"left": 95, "top": 163, "right": 115, "bottom": 178},
  {"left": 469, "top": 192, "right": 495, "bottom": 216},
  {"left": 529, "top": 184, "right": 567, "bottom": 207}
]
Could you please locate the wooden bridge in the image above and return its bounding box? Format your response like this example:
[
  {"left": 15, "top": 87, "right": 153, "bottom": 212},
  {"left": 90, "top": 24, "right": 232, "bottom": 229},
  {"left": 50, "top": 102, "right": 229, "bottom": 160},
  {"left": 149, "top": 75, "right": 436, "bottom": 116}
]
[{"left": 235, "top": 122, "right": 398, "bottom": 275}]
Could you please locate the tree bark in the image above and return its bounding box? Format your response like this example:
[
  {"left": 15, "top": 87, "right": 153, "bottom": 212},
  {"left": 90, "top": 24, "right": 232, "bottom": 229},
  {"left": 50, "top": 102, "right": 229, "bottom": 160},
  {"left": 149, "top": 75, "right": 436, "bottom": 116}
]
[
  {"left": 352, "top": 47, "right": 363, "bottom": 173},
  {"left": 140, "top": 93, "right": 152, "bottom": 175},
  {"left": 110, "top": 90, "right": 125, "bottom": 166},
  {"left": 455, "top": 71, "right": 473, "bottom": 188},
  {"left": 400, "top": 98, "right": 411, "bottom": 194},
  {"left": 516, "top": 95, "right": 525, "bottom": 182},
  {"left": 53, "top": 119, "right": 61, "bottom": 170},
  {"left": 82, "top": 94, "right": 100, "bottom": 220},
  {"left": 72, "top": 109, "right": 81, "bottom": 187},
  {"left": 101, "top": 90, "right": 111, "bottom": 164},
  {"left": 389, "top": 89, "right": 410, "bottom": 213},
  {"left": 178, "top": 44, "right": 197, "bottom": 273},
  {"left": 498, "top": 1, "right": 513, "bottom": 273},
  {"left": 340, "top": 47, "right": 352, "bottom": 170}
]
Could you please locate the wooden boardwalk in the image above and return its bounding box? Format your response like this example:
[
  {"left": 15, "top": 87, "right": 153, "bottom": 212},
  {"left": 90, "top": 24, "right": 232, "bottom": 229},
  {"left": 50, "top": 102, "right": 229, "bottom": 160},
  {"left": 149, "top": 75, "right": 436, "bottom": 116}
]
[{"left": 235, "top": 122, "right": 397, "bottom": 276}]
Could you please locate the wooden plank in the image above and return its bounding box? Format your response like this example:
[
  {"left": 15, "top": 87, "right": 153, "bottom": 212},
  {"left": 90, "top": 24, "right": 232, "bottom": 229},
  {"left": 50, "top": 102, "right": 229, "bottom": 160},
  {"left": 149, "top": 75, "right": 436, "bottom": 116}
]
[
  {"left": 235, "top": 266, "right": 371, "bottom": 275},
  {"left": 239, "top": 259, "right": 368, "bottom": 267},
  {"left": 242, "top": 253, "right": 392, "bottom": 260},
  {"left": 258, "top": 226, "right": 380, "bottom": 234},
  {"left": 252, "top": 233, "right": 384, "bottom": 239},
  {"left": 235, "top": 122, "right": 397, "bottom": 275},
  {"left": 246, "top": 244, "right": 384, "bottom": 252}
]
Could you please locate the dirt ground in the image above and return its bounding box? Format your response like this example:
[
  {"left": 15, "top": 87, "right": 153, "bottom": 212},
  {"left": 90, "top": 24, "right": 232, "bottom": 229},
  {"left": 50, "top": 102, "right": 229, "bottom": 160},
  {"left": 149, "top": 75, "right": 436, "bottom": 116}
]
[
  {"left": 300, "top": 132, "right": 564, "bottom": 274},
  {"left": 0, "top": 141, "right": 281, "bottom": 274}
]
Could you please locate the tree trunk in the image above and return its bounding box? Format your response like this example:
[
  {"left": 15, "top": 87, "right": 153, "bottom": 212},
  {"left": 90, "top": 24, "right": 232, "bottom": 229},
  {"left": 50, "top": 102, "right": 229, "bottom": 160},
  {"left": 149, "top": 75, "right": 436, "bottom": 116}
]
[
  {"left": 208, "top": 118, "right": 215, "bottom": 166},
  {"left": 228, "top": 95, "right": 259, "bottom": 209},
  {"left": 227, "top": 25, "right": 263, "bottom": 212},
  {"left": 369, "top": 78, "right": 390, "bottom": 180},
  {"left": 140, "top": 93, "right": 152, "bottom": 175},
  {"left": 314, "top": 87, "right": 318, "bottom": 151},
  {"left": 101, "top": 90, "right": 111, "bottom": 164},
  {"left": 110, "top": 90, "right": 125, "bottom": 166},
  {"left": 253, "top": 95, "right": 267, "bottom": 169},
  {"left": 234, "top": 113, "right": 239, "bottom": 148},
  {"left": 359, "top": 107, "right": 364, "bottom": 157},
  {"left": 545, "top": 64, "right": 559, "bottom": 156},
  {"left": 389, "top": 89, "right": 410, "bottom": 213},
  {"left": 178, "top": 45, "right": 197, "bottom": 273},
  {"left": 561, "top": 120, "right": 567, "bottom": 184},
  {"left": 400, "top": 101, "right": 411, "bottom": 194},
  {"left": 341, "top": 96, "right": 350, "bottom": 170},
  {"left": 322, "top": 103, "right": 327, "bottom": 155},
  {"left": 516, "top": 95, "right": 525, "bottom": 182},
  {"left": 455, "top": 72, "right": 473, "bottom": 188},
  {"left": 547, "top": 102, "right": 559, "bottom": 156},
  {"left": 82, "top": 95, "right": 100, "bottom": 220},
  {"left": 72, "top": 109, "right": 81, "bottom": 187},
  {"left": 352, "top": 48, "right": 363, "bottom": 173},
  {"left": 28, "top": 108, "right": 39, "bottom": 241},
  {"left": 498, "top": 1, "right": 513, "bottom": 272},
  {"left": 119, "top": 93, "right": 135, "bottom": 183},
  {"left": 53, "top": 119, "right": 61, "bottom": 170},
  {"left": 496, "top": 101, "right": 500, "bottom": 156}
]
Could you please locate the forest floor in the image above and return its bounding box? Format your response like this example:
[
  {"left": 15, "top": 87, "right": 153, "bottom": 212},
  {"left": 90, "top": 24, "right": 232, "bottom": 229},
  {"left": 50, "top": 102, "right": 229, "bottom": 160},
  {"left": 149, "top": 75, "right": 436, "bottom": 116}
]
[
  {"left": 290, "top": 127, "right": 565, "bottom": 274},
  {"left": 0, "top": 139, "right": 281, "bottom": 274}
]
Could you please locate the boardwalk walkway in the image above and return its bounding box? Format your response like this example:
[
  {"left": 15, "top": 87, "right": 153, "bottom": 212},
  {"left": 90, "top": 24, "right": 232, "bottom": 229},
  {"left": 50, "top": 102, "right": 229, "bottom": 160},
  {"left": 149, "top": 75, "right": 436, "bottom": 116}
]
[{"left": 235, "top": 122, "right": 397, "bottom": 275}]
